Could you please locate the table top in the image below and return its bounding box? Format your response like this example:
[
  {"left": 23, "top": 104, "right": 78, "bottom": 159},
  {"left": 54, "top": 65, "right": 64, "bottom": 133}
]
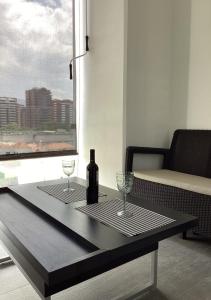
[{"left": 0, "top": 177, "right": 198, "bottom": 297}]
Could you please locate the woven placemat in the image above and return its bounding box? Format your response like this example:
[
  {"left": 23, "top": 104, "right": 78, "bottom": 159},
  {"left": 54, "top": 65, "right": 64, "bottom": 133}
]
[
  {"left": 37, "top": 182, "right": 105, "bottom": 204},
  {"left": 77, "top": 199, "right": 175, "bottom": 236}
]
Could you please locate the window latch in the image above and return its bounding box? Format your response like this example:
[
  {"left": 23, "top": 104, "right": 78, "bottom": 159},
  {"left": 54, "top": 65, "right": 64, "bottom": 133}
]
[
  {"left": 69, "top": 35, "right": 89, "bottom": 80},
  {"left": 69, "top": 0, "right": 89, "bottom": 80}
]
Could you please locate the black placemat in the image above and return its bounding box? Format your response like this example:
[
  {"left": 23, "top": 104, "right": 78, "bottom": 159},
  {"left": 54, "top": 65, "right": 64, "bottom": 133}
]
[
  {"left": 77, "top": 199, "right": 175, "bottom": 236},
  {"left": 37, "top": 182, "right": 105, "bottom": 204}
]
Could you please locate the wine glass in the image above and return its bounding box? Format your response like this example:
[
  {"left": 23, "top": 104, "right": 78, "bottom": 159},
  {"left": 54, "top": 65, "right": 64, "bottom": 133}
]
[
  {"left": 116, "top": 172, "right": 134, "bottom": 218},
  {"left": 62, "top": 160, "right": 75, "bottom": 192}
]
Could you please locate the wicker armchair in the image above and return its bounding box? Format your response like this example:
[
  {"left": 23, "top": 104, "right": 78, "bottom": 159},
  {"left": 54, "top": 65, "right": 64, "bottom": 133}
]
[{"left": 126, "top": 129, "right": 211, "bottom": 239}]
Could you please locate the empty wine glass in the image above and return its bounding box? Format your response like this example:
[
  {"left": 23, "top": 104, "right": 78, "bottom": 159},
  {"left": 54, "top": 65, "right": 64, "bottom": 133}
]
[
  {"left": 116, "top": 172, "right": 134, "bottom": 218},
  {"left": 62, "top": 160, "right": 75, "bottom": 193}
]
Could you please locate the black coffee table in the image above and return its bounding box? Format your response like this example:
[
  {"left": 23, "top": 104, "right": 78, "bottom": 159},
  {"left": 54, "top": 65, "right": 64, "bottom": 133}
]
[{"left": 0, "top": 178, "right": 197, "bottom": 300}]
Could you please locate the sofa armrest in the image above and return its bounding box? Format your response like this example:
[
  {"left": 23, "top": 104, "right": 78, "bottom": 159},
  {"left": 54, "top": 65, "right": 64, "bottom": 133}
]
[{"left": 125, "top": 146, "right": 169, "bottom": 172}]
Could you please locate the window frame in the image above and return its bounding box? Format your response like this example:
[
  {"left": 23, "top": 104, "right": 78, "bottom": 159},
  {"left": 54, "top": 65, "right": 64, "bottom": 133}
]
[
  {"left": 0, "top": 149, "right": 77, "bottom": 161},
  {"left": 0, "top": 0, "right": 78, "bottom": 161}
]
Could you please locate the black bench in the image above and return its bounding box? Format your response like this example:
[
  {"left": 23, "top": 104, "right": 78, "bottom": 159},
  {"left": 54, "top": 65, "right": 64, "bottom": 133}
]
[{"left": 126, "top": 129, "right": 211, "bottom": 239}]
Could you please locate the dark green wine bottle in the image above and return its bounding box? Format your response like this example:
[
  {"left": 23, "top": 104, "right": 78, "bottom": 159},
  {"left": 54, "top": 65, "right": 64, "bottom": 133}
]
[{"left": 86, "top": 149, "right": 99, "bottom": 204}]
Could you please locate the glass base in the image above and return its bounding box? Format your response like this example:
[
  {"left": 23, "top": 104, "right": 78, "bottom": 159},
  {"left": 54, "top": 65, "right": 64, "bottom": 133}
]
[
  {"left": 117, "top": 210, "right": 133, "bottom": 218},
  {"left": 63, "top": 188, "right": 75, "bottom": 193}
]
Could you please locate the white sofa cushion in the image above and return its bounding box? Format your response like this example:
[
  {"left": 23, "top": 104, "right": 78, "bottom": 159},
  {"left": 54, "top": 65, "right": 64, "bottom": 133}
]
[{"left": 134, "top": 169, "right": 211, "bottom": 196}]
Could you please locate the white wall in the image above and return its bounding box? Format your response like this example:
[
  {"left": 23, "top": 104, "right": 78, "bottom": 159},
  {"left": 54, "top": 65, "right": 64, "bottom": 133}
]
[
  {"left": 78, "top": 0, "right": 127, "bottom": 188},
  {"left": 127, "top": 0, "right": 171, "bottom": 149},
  {"left": 126, "top": 0, "right": 190, "bottom": 150},
  {"left": 187, "top": 0, "right": 211, "bottom": 128},
  {"left": 125, "top": 0, "right": 191, "bottom": 170},
  {"left": 0, "top": 155, "right": 78, "bottom": 187},
  {"left": 78, "top": 0, "right": 211, "bottom": 183},
  {"left": 170, "top": 0, "right": 190, "bottom": 136},
  {"left": 126, "top": 0, "right": 211, "bottom": 151}
]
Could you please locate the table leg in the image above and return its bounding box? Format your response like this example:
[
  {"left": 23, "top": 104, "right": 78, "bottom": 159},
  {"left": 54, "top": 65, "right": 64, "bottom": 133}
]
[
  {"left": 118, "top": 249, "right": 158, "bottom": 300},
  {"left": 151, "top": 249, "right": 158, "bottom": 288},
  {"left": 0, "top": 256, "right": 13, "bottom": 264},
  {"left": 182, "top": 231, "right": 187, "bottom": 239}
]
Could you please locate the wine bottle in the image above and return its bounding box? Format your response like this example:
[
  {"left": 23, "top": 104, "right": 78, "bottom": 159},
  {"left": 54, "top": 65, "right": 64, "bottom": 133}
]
[{"left": 86, "top": 149, "right": 99, "bottom": 204}]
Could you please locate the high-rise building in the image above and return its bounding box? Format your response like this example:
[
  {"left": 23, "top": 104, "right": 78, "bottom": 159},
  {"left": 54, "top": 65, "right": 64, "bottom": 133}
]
[
  {"left": 0, "top": 97, "right": 17, "bottom": 127},
  {"left": 62, "top": 99, "right": 74, "bottom": 126},
  {"left": 26, "top": 88, "right": 52, "bottom": 128},
  {"left": 52, "top": 99, "right": 74, "bottom": 128},
  {"left": 52, "top": 99, "right": 61, "bottom": 124},
  {"left": 16, "top": 104, "right": 26, "bottom": 128}
]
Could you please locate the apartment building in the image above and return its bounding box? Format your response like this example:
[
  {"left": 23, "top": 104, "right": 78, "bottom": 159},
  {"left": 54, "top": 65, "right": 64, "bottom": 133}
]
[
  {"left": 26, "top": 88, "right": 52, "bottom": 128},
  {"left": 0, "top": 97, "right": 17, "bottom": 127},
  {"left": 52, "top": 99, "right": 74, "bottom": 127}
]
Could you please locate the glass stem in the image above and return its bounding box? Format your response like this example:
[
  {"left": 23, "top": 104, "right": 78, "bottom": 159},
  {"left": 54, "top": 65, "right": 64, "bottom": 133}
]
[
  {"left": 67, "top": 176, "right": 70, "bottom": 190},
  {"left": 124, "top": 192, "right": 127, "bottom": 212}
]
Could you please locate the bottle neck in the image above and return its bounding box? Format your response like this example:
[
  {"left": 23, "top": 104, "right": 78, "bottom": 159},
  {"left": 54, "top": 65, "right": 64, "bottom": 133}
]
[{"left": 90, "top": 149, "right": 95, "bottom": 162}]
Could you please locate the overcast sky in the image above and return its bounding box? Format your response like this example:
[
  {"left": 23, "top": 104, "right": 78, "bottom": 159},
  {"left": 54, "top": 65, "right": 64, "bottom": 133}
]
[{"left": 0, "top": 0, "right": 73, "bottom": 102}]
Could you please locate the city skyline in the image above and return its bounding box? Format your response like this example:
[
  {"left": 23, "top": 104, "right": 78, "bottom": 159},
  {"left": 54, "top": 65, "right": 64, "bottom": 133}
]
[
  {"left": 1, "top": 86, "right": 73, "bottom": 106},
  {"left": 0, "top": 0, "right": 76, "bottom": 155},
  {"left": 0, "top": 87, "right": 74, "bottom": 130},
  {"left": 0, "top": 0, "right": 73, "bottom": 100}
]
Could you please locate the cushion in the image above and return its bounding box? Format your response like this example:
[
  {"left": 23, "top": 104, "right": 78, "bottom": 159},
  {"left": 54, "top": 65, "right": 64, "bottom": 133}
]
[{"left": 134, "top": 169, "right": 211, "bottom": 196}]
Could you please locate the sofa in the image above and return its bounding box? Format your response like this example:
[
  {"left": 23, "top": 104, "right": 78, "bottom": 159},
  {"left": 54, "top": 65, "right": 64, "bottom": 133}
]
[{"left": 126, "top": 129, "right": 211, "bottom": 239}]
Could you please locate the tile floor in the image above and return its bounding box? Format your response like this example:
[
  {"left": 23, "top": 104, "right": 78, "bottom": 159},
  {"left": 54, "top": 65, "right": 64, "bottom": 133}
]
[{"left": 0, "top": 236, "right": 211, "bottom": 300}]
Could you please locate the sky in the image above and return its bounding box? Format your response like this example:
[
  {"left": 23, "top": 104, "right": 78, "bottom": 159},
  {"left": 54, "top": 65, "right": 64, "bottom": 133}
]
[{"left": 0, "top": 0, "right": 73, "bottom": 102}]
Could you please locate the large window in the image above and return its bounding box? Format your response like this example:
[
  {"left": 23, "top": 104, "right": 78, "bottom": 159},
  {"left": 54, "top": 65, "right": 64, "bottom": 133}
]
[{"left": 0, "top": 0, "right": 76, "bottom": 159}]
